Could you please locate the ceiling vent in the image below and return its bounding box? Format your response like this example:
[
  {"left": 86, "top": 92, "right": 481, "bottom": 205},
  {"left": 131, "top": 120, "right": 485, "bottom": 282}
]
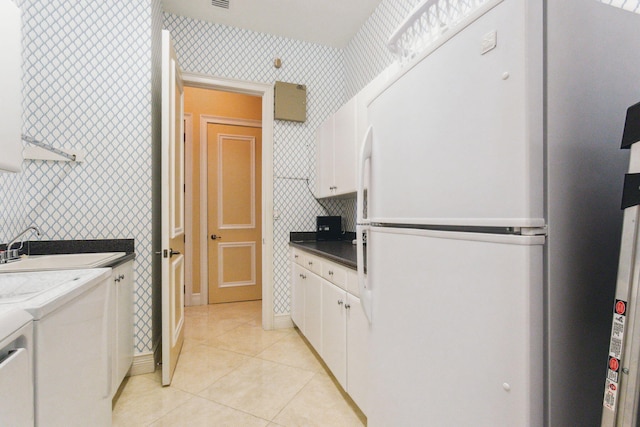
[{"left": 212, "top": 0, "right": 229, "bottom": 9}]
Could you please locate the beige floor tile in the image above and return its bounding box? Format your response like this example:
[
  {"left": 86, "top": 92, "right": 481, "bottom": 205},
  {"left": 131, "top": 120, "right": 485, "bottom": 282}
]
[
  {"left": 170, "top": 344, "right": 251, "bottom": 394},
  {"left": 114, "top": 301, "right": 364, "bottom": 426},
  {"left": 198, "top": 357, "right": 315, "bottom": 420},
  {"left": 183, "top": 314, "right": 245, "bottom": 342},
  {"left": 207, "top": 300, "right": 262, "bottom": 322},
  {"left": 256, "top": 332, "right": 324, "bottom": 373},
  {"left": 149, "top": 395, "right": 269, "bottom": 427},
  {"left": 273, "top": 373, "right": 365, "bottom": 427},
  {"left": 205, "top": 323, "right": 290, "bottom": 356},
  {"left": 112, "top": 374, "right": 192, "bottom": 427},
  {"left": 180, "top": 336, "right": 205, "bottom": 353}
]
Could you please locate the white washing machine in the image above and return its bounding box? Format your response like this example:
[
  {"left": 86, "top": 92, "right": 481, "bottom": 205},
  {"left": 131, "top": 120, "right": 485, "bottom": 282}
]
[
  {"left": 0, "top": 307, "right": 34, "bottom": 426},
  {"left": 0, "top": 268, "right": 112, "bottom": 427}
]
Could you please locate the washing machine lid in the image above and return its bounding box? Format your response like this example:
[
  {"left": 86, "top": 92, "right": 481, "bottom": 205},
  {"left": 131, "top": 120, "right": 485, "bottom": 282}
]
[{"left": 0, "top": 268, "right": 111, "bottom": 319}]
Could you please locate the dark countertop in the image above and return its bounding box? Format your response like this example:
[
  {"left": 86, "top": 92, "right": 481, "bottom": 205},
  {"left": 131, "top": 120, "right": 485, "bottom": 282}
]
[
  {"left": 22, "top": 239, "right": 135, "bottom": 268},
  {"left": 289, "top": 232, "right": 357, "bottom": 270}
]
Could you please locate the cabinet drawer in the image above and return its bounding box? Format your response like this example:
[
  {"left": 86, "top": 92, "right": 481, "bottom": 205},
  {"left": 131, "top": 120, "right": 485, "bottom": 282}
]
[
  {"left": 304, "top": 254, "right": 322, "bottom": 275},
  {"left": 291, "top": 248, "right": 305, "bottom": 266},
  {"left": 322, "top": 260, "right": 347, "bottom": 290},
  {"left": 346, "top": 268, "right": 359, "bottom": 297}
]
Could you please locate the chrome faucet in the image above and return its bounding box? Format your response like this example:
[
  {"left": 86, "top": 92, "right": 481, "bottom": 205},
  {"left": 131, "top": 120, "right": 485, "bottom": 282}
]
[{"left": 2, "top": 226, "right": 42, "bottom": 263}]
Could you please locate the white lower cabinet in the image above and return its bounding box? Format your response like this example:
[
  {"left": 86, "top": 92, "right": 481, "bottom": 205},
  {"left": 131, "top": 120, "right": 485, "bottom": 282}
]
[
  {"left": 345, "top": 293, "right": 369, "bottom": 414},
  {"left": 290, "top": 247, "right": 368, "bottom": 415},
  {"left": 291, "top": 263, "right": 305, "bottom": 331},
  {"left": 111, "top": 260, "right": 134, "bottom": 398},
  {"left": 303, "top": 271, "right": 323, "bottom": 353},
  {"left": 321, "top": 281, "right": 347, "bottom": 389}
]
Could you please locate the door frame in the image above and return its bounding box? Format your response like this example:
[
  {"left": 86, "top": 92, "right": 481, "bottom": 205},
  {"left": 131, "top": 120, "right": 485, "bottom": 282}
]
[{"left": 182, "top": 72, "right": 275, "bottom": 330}]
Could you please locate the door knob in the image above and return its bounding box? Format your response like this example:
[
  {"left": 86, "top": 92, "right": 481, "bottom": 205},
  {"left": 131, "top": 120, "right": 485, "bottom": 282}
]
[
  {"left": 169, "top": 248, "right": 181, "bottom": 257},
  {"left": 211, "top": 234, "right": 223, "bottom": 240}
]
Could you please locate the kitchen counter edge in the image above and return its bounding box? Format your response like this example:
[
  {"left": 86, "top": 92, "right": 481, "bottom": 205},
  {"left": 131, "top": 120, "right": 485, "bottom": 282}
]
[{"left": 289, "top": 240, "right": 357, "bottom": 270}]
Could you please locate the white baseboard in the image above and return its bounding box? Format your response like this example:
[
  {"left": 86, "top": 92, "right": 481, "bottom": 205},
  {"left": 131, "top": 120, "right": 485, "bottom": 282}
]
[
  {"left": 273, "top": 313, "right": 294, "bottom": 329},
  {"left": 189, "top": 292, "right": 202, "bottom": 306},
  {"left": 128, "top": 352, "right": 155, "bottom": 376}
]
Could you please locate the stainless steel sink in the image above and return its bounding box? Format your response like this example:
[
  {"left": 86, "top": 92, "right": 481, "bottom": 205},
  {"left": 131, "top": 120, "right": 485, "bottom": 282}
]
[{"left": 0, "top": 252, "right": 126, "bottom": 273}]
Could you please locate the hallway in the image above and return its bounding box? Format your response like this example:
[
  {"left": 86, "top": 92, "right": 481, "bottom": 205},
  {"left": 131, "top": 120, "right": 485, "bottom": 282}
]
[{"left": 112, "top": 301, "right": 366, "bottom": 426}]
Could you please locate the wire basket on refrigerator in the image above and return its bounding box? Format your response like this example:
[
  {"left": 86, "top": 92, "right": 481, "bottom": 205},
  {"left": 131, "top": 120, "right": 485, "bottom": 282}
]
[
  {"left": 598, "top": 0, "right": 640, "bottom": 14},
  {"left": 387, "top": 0, "right": 499, "bottom": 66}
]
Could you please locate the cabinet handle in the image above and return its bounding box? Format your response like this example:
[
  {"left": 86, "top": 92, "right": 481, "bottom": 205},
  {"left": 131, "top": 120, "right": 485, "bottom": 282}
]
[
  {"left": 119, "top": 274, "right": 125, "bottom": 280},
  {"left": 345, "top": 304, "right": 351, "bottom": 310},
  {"left": 308, "top": 261, "right": 313, "bottom": 266},
  {"left": 328, "top": 270, "right": 334, "bottom": 276},
  {"left": 294, "top": 255, "right": 299, "bottom": 259},
  {"left": 338, "top": 299, "right": 343, "bottom": 305}
]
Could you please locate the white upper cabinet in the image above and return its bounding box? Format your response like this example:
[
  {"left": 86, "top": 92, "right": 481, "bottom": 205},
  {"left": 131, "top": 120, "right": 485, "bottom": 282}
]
[
  {"left": 332, "top": 98, "right": 358, "bottom": 196},
  {"left": 315, "top": 98, "right": 357, "bottom": 198},
  {"left": 315, "top": 66, "right": 396, "bottom": 199},
  {"left": 315, "top": 115, "right": 334, "bottom": 198},
  {"left": 0, "top": 0, "right": 23, "bottom": 173}
]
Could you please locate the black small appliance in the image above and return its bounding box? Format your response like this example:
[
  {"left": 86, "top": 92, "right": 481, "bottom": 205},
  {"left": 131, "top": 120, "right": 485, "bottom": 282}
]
[{"left": 316, "top": 216, "right": 342, "bottom": 241}]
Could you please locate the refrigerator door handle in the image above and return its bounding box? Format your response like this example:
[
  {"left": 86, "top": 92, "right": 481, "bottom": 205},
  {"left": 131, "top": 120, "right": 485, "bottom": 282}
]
[
  {"left": 357, "top": 126, "right": 373, "bottom": 323},
  {"left": 356, "top": 224, "right": 373, "bottom": 323},
  {"left": 357, "top": 126, "right": 373, "bottom": 226}
]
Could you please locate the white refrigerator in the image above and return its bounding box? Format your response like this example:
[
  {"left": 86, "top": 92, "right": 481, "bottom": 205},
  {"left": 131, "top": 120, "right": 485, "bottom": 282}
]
[{"left": 355, "top": 0, "right": 640, "bottom": 426}]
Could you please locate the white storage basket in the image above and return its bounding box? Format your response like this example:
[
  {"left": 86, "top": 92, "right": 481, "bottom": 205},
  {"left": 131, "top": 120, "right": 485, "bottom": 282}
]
[{"left": 387, "top": 0, "right": 498, "bottom": 65}]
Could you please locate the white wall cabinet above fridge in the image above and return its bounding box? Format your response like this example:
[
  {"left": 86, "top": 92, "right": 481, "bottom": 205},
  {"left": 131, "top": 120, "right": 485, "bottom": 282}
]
[
  {"left": 0, "top": 0, "right": 23, "bottom": 173},
  {"left": 314, "top": 65, "right": 397, "bottom": 199},
  {"left": 315, "top": 98, "right": 358, "bottom": 198}
]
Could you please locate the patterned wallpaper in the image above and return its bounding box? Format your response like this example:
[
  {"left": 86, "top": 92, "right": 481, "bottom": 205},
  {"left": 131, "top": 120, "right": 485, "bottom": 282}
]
[
  {"left": 0, "top": 0, "right": 159, "bottom": 353},
  {"left": 345, "top": 0, "right": 422, "bottom": 98},
  {"left": 0, "top": 0, "right": 416, "bottom": 351}
]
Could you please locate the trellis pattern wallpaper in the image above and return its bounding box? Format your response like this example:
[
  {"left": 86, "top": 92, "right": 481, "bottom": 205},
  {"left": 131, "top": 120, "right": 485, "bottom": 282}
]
[
  {"left": 345, "top": 0, "right": 422, "bottom": 98},
  {"left": 0, "top": 0, "right": 159, "bottom": 353},
  {"left": 0, "top": 0, "right": 417, "bottom": 353}
]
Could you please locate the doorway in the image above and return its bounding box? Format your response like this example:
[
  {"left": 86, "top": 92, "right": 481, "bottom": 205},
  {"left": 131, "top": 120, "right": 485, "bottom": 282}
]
[{"left": 181, "top": 74, "right": 275, "bottom": 330}]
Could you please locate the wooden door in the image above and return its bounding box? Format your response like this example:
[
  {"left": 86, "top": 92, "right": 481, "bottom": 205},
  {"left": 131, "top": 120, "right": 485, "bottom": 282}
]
[
  {"left": 161, "top": 30, "right": 185, "bottom": 386},
  {"left": 207, "top": 123, "right": 262, "bottom": 303}
]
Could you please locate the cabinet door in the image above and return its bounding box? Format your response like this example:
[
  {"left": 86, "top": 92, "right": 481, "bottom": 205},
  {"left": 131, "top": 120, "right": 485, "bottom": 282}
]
[
  {"left": 321, "top": 280, "right": 347, "bottom": 388},
  {"left": 0, "top": 0, "right": 23, "bottom": 173},
  {"left": 111, "top": 260, "right": 134, "bottom": 397},
  {"left": 290, "top": 263, "right": 305, "bottom": 331},
  {"left": 333, "top": 98, "right": 358, "bottom": 195},
  {"left": 315, "top": 116, "right": 334, "bottom": 198},
  {"left": 304, "top": 272, "right": 323, "bottom": 353},
  {"left": 346, "top": 294, "right": 369, "bottom": 415}
]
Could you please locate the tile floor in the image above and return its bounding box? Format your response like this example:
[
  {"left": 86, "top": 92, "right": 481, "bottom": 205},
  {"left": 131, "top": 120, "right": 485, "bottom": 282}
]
[{"left": 112, "top": 300, "right": 366, "bottom": 426}]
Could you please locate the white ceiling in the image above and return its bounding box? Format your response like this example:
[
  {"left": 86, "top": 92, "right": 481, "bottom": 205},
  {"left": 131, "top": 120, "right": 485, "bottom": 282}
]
[{"left": 162, "top": 0, "right": 384, "bottom": 48}]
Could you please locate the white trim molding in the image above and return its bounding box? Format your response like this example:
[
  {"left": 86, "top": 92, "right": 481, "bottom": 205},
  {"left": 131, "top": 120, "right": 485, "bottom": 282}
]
[
  {"left": 274, "top": 314, "right": 294, "bottom": 330},
  {"left": 218, "top": 241, "right": 256, "bottom": 287},
  {"left": 182, "top": 71, "right": 275, "bottom": 331},
  {"left": 129, "top": 352, "right": 156, "bottom": 376},
  {"left": 201, "top": 114, "right": 261, "bottom": 128}
]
